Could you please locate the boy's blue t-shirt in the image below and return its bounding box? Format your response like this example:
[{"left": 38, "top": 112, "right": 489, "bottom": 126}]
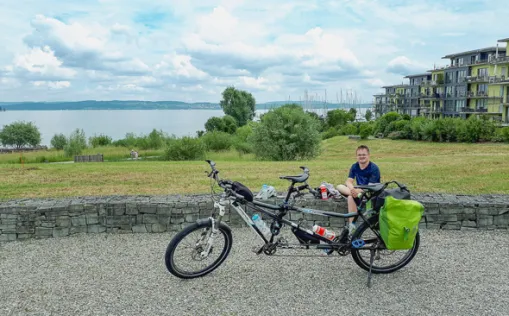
[{"left": 348, "top": 162, "right": 381, "bottom": 185}]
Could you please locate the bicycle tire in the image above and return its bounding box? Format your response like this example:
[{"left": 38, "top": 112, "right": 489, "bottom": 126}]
[
  {"left": 165, "top": 219, "right": 233, "bottom": 279},
  {"left": 350, "top": 216, "right": 420, "bottom": 274}
]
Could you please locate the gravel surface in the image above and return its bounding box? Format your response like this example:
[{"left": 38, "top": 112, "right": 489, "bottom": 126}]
[{"left": 1, "top": 228, "right": 508, "bottom": 316}]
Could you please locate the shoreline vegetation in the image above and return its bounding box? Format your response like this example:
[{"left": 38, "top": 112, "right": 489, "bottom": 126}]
[{"left": 1, "top": 87, "right": 509, "bottom": 200}]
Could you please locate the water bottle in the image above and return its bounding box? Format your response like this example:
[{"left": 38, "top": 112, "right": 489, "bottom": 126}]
[
  {"left": 312, "top": 225, "right": 336, "bottom": 241},
  {"left": 320, "top": 184, "right": 328, "bottom": 200},
  {"left": 261, "top": 184, "right": 268, "bottom": 200},
  {"left": 252, "top": 214, "right": 271, "bottom": 238}
]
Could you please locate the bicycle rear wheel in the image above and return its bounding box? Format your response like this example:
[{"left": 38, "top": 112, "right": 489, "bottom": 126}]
[
  {"left": 350, "top": 216, "right": 420, "bottom": 274},
  {"left": 165, "top": 219, "right": 233, "bottom": 279}
]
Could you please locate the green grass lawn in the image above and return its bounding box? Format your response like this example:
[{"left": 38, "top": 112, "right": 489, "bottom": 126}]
[{"left": 1, "top": 136, "right": 508, "bottom": 200}]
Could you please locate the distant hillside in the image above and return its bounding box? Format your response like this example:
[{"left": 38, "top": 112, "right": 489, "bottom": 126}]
[{"left": 0, "top": 100, "right": 373, "bottom": 111}]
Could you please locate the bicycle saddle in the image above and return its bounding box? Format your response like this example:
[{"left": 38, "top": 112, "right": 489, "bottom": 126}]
[
  {"left": 279, "top": 166, "right": 310, "bottom": 183},
  {"left": 355, "top": 183, "right": 385, "bottom": 192}
]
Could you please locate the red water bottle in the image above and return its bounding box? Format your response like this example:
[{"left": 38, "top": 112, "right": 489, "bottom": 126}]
[
  {"left": 320, "top": 184, "right": 328, "bottom": 200},
  {"left": 313, "top": 225, "right": 336, "bottom": 240}
]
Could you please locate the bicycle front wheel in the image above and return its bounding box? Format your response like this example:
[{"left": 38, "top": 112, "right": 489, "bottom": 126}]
[
  {"left": 165, "top": 219, "right": 233, "bottom": 279},
  {"left": 350, "top": 216, "right": 420, "bottom": 274}
]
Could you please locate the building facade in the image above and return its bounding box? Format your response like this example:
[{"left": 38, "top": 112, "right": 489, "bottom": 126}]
[{"left": 374, "top": 38, "right": 509, "bottom": 124}]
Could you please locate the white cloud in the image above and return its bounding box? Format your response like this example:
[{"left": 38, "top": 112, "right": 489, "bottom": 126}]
[
  {"left": 1, "top": 0, "right": 509, "bottom": 102},
  {"left": 32, "top": 80, "right": 71, "bottom": 89}
]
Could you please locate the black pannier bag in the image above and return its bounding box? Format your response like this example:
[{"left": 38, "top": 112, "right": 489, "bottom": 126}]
[
  {"left": 231, "top": 181, "right": 254, "bottom": 202},
  {"left": 372, "top": 187, "right": 411, "bottom": 211}
]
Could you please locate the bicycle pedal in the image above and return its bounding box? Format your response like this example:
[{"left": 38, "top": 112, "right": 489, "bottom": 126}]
[{"left": 251, "top": 245, "right": 265, "bottom": 255}]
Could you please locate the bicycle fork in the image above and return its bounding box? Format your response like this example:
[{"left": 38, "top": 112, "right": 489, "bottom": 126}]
[{"left": 198, "top": 199, "right": 227, "bottom": 258}]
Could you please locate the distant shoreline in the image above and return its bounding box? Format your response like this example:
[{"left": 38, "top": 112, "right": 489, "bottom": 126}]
[{"left": 0, "top": 101, "right": 373, "bottom": 111}]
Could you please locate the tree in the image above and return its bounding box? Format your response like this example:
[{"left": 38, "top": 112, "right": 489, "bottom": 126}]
[
  {"left": 0, "top": 121, "right": 41, "bottom": 148},
  {"left": 325, "top": 109, "right": 354, "bottom": 128},
  {"left": 365, "top": 109, "right": 373, "bottom": 121},
  {"left": 251, "top": 104, "right": 321, "bottom": 161},
  {"left": 64, "top": 129, "right": 87, "bottom": 157},
  {"left": 219, "top": 86, "right": 256, "bottom": 126},
  {"left": 51, "top": 133, "right": 68, "bottom": 150}
]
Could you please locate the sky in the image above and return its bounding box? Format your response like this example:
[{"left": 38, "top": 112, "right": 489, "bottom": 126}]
[{"left": 1, "top": 0, "right": 509, "bottom": 104}]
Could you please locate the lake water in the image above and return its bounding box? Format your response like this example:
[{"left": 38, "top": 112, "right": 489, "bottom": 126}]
[{"left": 0, "top": 108, "right": 368, "bottom": 147}]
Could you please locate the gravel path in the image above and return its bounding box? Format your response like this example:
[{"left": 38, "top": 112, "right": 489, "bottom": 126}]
[{"left": 1, "top": 228, "right": 508, "bottom": 316}]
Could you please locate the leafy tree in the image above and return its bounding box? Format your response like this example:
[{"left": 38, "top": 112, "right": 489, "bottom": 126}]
[
  {"left": 251, "top": 103, "right": 321, "bottom": 161},
  {"left": 89, "top": 134, "right": 112, "bottom": 148},
  {"left": 51, "top": 133, "right": 68, "bottom": 150},
  {"left": 164, "top": 136, "right": 206, "bottom": 161},
  {"left": 325, "top": 109, "right": 354, "bottom": 128},
  {"left": 348, "top": 108, "right": 357, "bottom": 121},
  {"left": 205, "top": 117, "right": 225, "bottom": 133},
  {"left": 365, "top": 109, "right": 373, "bottom": 121},
  {"left": 0, "top": 121, "right": 41, "bottom": 148},
  {"left": 219, "top": 86, "right": 256, "bottom": 126},
  {"left": 64, "top": 129, "right": 87, "bottom": 157}
]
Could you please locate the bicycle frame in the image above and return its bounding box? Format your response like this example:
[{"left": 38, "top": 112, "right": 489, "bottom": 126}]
[{"left": 212, "top": 192, "right": 375, "bottom": 252}]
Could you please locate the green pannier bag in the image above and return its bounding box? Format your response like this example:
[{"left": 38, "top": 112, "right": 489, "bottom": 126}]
[{"left": 379, "top": 196, "right": 424, "bottom": 250}]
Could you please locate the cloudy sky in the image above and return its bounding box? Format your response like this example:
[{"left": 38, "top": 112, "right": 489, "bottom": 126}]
[{"left": 1, "top": 0, "right": 509, "bottom": 104}]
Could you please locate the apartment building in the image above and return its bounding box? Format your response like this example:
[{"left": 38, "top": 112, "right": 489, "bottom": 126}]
[{"left": 374, "top": 38, "right": 509, "bottom": 124}]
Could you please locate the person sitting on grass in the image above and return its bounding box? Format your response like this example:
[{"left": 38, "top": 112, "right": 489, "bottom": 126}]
[{"left": 336, "top": 145, "right": 381, "bottom": 236}]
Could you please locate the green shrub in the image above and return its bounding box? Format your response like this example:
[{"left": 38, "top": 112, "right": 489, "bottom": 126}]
[
  {"left": 64, "top": 129, "right": 87, "bottom": 157},
  {"left": 340, "top": 123, "right": 358, "bottom": 135},
  {"left": 89, "top": 134, "right": 112, "bottom": 148},
  {"left": 164, "top": 136, "right": 206, "bottom": 161},
  {"left": 359, "top": 123, "right": 373, "bottom": 139},
  {"left": 251, "top": 104, "right": 321, "bottom": 161},
  {"left": 493, "top": 126, "right": 509, "bottom": 142},
  {"left": 322, "top": 127, "right": 340, "bottom": 140},
  {"left": 201, "top": 131, "right": 233, "bottom": 151},
  {"left": 50, "top": 133, "right": 67, "bottom": 150}
]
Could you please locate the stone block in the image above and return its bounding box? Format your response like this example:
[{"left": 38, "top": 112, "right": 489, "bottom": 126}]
[
  {"left": 478, "top": 208, "right": 502, "bottom": 216},
  {"left": 478, "top": 215, "right": 493, "bottom": 227},
  {"left": 441, "top": 222, "right": 461, "bottom": 230},
  {"left": 156, "top": 205, "right": 172, "bottom": 215},
  {"left": 139, "top": 205, "right": 157, "bottom": 214},
  {"left": 126, "top": 203, "right": 139, "bottom": 215},
  {"left": 53, "top": 227, "right": 70, "bottom": 238},
  {"left": 56, "top": 216, "right": 70, "bottom": 227},
  {"left": 185, "top": 214, "right": 200, "bottom": 223},
  {"left": 494, "top": 214, "right": 509, "bottom": 226},
  {"left": 143, "top": 214, "right": 159, "bottom": 224},
  {"left": 16, "top": 226, "right": 35, "bottom": 234},
  {"left": 70, "top": 226, "right": 87, "bottom": 235},
  {"left": 71, "top": 215, "right": 87, "bottom": 226},
  {"left": 35, "top": 227, "right": 53, "bottom": 237},
  {"left": 0, "top": 234, "right": 17, "bottom": 242},
  {"left": 113, "top": 204, "right": 126, "bottom": 216},
  {"left": 461, "top": 220, "right": 477, "bottom": 228},
  {"left": 86, "top": 214, "right": 99, "bottom": 225},
  {"left": 41, "top": 221, "right": 56, "bottom": 228},
  {"left": 0, "top": 224, "right": 16, "bottom": 233},
  {"left": 132, "top": 224, "right": 148, "bottom": 233},
  {"left": 152, "top": 223, "right": 167, "bottom": 233},
  {"left": 87, "top": 225, "right": 106, "bottom": 233}
]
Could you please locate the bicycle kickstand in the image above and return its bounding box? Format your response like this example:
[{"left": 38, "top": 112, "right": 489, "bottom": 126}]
[{"left": 367, "top": 248, "right": 376, "bottom": 288}]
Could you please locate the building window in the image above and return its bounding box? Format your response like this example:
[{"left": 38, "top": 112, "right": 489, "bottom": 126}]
[
  {"left": 478, "top": 68, "right": 488, "bottom": 77},
  {"left": 476, "top": 99, "right": 486, "bottom": 108}
]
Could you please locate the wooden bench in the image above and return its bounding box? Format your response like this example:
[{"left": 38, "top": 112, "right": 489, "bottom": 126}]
[{"left": 74, "top": 154, "right": 104, "bottom": 163}]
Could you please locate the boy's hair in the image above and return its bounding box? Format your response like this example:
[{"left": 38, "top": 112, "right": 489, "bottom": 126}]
[{"left": 356, "top": 145, "right": 370, "bottom": 153}]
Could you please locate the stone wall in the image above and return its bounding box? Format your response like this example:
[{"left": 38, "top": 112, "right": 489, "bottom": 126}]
[{"left": 1, "top": 193, "right": 508, "bottom": 242}]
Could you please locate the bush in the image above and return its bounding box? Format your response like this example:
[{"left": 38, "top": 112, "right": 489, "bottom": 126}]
[
  {"left": 322, "top": 127, "right": 340, "bottom": 140},
  {"left": 340, "top": 123, "right": 358, "bottom": 135},
  {"left": 359, "top": 123, "right": 373, "bottom": 139},
  {"left": 373, "top": 112, "right": 402, "bottom": 136},
  {"left": 164, "top": 137, "right": 206, "bottom": 161},
  {"left": 493, "top": 127, "right": 509, "bottom": 142},
  {"left": 89, "top": 134, "right": 112, "bottom": 148},
  {"left": 200, "top": 131, "right": 233, "bottom": 151},
  {"left": 50, "top": 133, "right": 68, "bottom": 150},
  {"left": 64, "top": 129, "right": 87, "bottom": 157},
  {"left": 251, "top": 104, "right": 321, "bottom": 161}
]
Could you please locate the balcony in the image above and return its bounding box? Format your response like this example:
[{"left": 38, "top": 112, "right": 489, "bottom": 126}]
[
  {"left": 460, "top": 107, "right": 488, "bottom": 113},
  {"left": 466, "top": 91, "right": 503, "bottom": 100},
  {"left": 490, "top": 55, "right": 509, "bottom": 64},
  {"left": 465, "top": 76, "right": 489, "bottom": 83},
  {"left": 488, "top": 76, "right": 509, "bottom": 85}
]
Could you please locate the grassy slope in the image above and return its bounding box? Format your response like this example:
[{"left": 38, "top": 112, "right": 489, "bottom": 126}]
[{"left": 1, "top": 136, "right": 508, "bottom": 200}]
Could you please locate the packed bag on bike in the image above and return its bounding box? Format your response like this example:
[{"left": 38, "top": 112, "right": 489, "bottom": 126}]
[{"left": 379, "top": 196, "right": 424, "bottom": 250}]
